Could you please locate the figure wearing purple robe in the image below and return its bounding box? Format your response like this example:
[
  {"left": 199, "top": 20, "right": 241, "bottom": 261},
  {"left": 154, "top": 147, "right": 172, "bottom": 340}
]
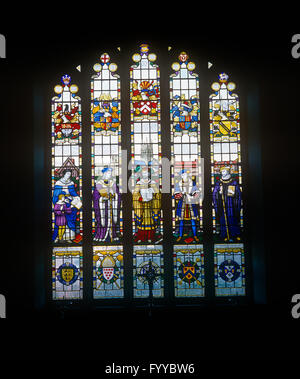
[
  {"left": 53, "top": 194, "right": 73, "bottom": 241},
  {"left": 212, "top": 166, "right": 242, "bottom": 242},
  {"left": 93, "top": 167, "right": 121, "bottom": 242}
]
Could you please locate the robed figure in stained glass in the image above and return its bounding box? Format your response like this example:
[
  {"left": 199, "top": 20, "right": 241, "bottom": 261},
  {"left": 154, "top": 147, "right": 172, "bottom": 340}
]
[
  {"left": 212, "top": 166, "right": 242, "bottom": 242},
  {"left": 174, "top": 170, "right": 201, "bottom": 243},
  {"left": 133, "top": 166, "right": 162, "bottom": 243},
  {"left": 93, "top": 167, "right": 121, "bottom": 242},
  {"left": 52, "top": 170, "right": 82, "bottom": 243}
]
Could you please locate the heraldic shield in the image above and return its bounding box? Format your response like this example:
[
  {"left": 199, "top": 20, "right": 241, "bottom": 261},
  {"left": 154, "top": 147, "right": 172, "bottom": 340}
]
[
  {"left": 179, "top": 261, "right": 200, "bottom": 285},
  {"left": 97, "top": 255, "right": 119, "bottom": 284},
  {"left": 102, "top": 267, "right": 114, "bottom": 281},
  {"left": 57, "top": 262, "right": 79, "bottom": 286},
  {"left": 62, "top": 267, "right": 75, "bottom": 283},
  {"left": 93, "top": 246, "right": 124, "bottom": 299},
  {"left": 219, "top": 259, "right": 241, "bottom": 282},
  {"left": 183, "top": 265, "right": 196, "bottom": 280}
]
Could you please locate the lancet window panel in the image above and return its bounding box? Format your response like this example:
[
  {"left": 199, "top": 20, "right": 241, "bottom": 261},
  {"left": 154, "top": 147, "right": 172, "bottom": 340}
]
[
  {"left": 209, "top": 73, "right": 243, "bottom": 241},
  {"left": 209, "top": 73, "right": 245, "bottom": 297},
  {"left": 51, "top": 75, "right": 83, "bottom": 246},
  {"left": 130, "top": 44, "right": 163, "bottom": 245},
  {"left": 51, "top": 75, "right": 83, "bottom": 300},
  {"left": 93, "top": 246, "right": 124, "bottom": 299},
  {"left": 170, "top": 52, "right": 203, "bottom": 245},
  {"left": 91, "top": 53, "right": 122, "bottom": 245}
]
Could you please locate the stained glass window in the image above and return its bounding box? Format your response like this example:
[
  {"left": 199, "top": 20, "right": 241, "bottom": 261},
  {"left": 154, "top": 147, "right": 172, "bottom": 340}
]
[
  {"left": 209, "top": 73, "right": 245, "bottom": 296},
  {"left": 48, "top": 47, "right": 250, "bottom": 304},
  {"left": 130, "top": 44, "right": 162, "bottom": 245},
  {"left": 51, "top": 75, "right": 83, "bottom": 299},
  {"left": 91, "top": 53, "right": 123, "bottom": 299}
]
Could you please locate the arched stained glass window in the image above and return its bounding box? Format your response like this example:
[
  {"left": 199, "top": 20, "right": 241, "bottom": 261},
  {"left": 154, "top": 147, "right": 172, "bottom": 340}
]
[
  {"left": 209, "top": 73, "right": 245, "bottom": 296},
  {"left": 130, "top": 44, "right": 164, "bottom": 298},
  {"left": 47, "top": 44, "right": 253, "bottom": 306},
  {"left": 91, "top": 53, "right": 123, "bottom": 298},
  {"left": 170, "top": 52, "right": 205, "bottom": 297},
  {"left": 51, "top": 75, "right": 83, "bottom": 299}
]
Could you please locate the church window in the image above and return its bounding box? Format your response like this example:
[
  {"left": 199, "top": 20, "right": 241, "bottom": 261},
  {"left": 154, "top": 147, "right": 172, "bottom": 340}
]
[{"left": 49, "top": 45, "right": 249, "bottom": 303}]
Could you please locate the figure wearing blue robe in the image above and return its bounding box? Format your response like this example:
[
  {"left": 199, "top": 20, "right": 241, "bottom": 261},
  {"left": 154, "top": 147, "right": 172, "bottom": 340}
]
[
  {"left": 212, "top": 174, "right": 242, "bottom": 241},
  {"left": 52, "top": 172, "right": 82, "bottom": 243}
]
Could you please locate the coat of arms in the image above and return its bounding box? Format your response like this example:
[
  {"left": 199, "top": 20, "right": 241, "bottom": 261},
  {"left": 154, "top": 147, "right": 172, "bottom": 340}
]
[
  {"left": 96, "top": 255, "right": 120, "bottom": 284},
  {"left": 218, "top": 259, "right": 241, "bottom": 282},
  {"left": 131, "top": 80, "right": 159, "bottom": 120},
  {"left": 177, "top": 260, "right": 201, "bottom": 287},
  {"left": 57, "top": 262, "right": 79, "bottom": 286}
]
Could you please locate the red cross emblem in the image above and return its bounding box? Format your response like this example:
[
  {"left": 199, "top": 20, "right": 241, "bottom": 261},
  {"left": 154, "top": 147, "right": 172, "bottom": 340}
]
[{"left": 100, "top": 53, "right": 110, "bottom": 64}]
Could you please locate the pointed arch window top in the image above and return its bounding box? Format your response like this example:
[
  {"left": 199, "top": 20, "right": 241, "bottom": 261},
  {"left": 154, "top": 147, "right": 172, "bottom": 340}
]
[
  {"left": 132, "top": 44, "right": 157, "bottom": 64},
  {"left": 171, "top": 51, "right": 196, "bottom": 74},
  {"left": 211, "top": 72, "right": 237, "bottom": 95},
  {"left": 93, "top": 53, "right": 118, "bottom": 74},
  {"left": 54, "top": 75, "right": 79, "bottom": 96}
]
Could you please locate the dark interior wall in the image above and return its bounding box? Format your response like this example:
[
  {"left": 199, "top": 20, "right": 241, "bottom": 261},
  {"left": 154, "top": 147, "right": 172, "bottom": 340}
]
[{"left": 1, "top": 19, "right": 299, "bottom": 359}]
